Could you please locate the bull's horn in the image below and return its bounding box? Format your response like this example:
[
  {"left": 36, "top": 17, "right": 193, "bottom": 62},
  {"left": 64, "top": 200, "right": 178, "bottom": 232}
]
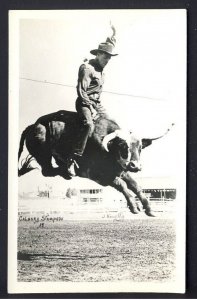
[
  {"left": 102, "top": 129, "right": 131, "bottom": 152},
  {"left": 149, "top": 123, "right": 175, "bottom": 141},
  {"left": 102, "top": 131, "right": 118, "bottom": 152}
]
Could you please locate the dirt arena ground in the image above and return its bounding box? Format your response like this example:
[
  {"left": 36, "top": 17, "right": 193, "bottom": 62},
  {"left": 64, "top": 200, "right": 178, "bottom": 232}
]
[{"left": 17, "top": 218, "right": 176, "bottom": 282}]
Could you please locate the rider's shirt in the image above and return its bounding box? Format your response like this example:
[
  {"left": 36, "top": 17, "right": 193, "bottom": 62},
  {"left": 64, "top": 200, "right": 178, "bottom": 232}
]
[{"left": 76, "top": 59, "right": 105, "bottom": 108}]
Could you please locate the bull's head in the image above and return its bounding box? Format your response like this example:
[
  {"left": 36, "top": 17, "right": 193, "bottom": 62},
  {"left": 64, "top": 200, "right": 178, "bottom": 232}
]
[{"left": 102, "top": 124, "right": 174, "bottom": 172}]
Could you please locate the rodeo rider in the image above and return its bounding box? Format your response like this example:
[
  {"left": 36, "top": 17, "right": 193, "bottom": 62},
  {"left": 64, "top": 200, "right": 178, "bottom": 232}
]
[{"left": 66, "top": 24, "right": 118, "bottom": 177}]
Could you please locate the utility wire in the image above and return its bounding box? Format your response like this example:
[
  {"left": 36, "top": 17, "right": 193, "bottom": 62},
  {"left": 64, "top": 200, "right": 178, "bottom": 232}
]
[
  {"left": 19, "top": 77, "right": 165, "bottom": 102},
  {"left": 20, "top": 77, "right": 74, "bottom": 88}
]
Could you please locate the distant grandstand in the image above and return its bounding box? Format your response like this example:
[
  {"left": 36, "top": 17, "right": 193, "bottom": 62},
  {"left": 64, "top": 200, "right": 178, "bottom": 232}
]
[
  {"left": 137, "top": 176, "right": 176, "bottom": 200},
  {"left": 18, "top": 177, "right": 176, "bottom": 220}
]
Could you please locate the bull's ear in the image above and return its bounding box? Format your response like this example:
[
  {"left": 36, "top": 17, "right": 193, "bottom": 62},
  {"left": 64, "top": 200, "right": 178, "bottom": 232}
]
[{"left": 142, "top": 138, "right": 152, "bottom": 149}]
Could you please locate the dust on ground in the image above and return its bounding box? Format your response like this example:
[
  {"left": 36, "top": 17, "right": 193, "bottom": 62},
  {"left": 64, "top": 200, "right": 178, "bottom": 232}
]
[{"left": 17, "top": 218, "right": 176, "bottom": 282}]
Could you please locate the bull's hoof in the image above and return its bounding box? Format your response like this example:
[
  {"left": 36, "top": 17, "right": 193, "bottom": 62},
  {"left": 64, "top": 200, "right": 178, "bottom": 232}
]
[
  {"left": 129, "top": 207, "right": 139, "bottom": 214},
  {"left": 145, "top": 209, "right": 156, "bottom": 217},
  {"left": 128, "top": 198, "right": 140, "bottom": 214}
]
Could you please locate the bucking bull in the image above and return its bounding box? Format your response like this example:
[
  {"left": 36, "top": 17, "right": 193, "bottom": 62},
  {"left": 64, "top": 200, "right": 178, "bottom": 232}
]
[{"left": 18, "top": 110, "right": 174, "bottom": 217}]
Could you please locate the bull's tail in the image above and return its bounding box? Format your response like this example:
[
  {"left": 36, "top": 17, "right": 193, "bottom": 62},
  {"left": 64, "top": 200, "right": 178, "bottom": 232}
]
[
  {"left": 18, "top": 125, "right": 36, "bottom": 177},
  {"left": 18, "top": 125, "right": 32, "bottom": 161}
]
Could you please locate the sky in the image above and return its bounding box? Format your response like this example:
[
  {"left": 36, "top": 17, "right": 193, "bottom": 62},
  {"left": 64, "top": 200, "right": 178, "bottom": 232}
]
[{"left": 14, "top": 9, "right": 187, "bottom": 192}]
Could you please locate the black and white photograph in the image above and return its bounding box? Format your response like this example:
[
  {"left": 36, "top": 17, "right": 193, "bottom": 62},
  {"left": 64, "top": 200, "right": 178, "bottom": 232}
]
[{"left": 8, "top": 9, "right": 186, "bottom": 293}]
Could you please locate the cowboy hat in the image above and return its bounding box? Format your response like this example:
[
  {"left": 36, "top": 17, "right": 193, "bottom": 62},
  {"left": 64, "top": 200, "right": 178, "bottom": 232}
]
[
  {"left": 90, "top": 42, "right": 118, "bottom": 56},
  {"left": 90, "top": 23, "right": 118, "bottom": 56}
]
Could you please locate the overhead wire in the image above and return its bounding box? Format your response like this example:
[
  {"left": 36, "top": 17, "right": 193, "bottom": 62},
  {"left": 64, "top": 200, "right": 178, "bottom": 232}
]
[{"left": 19, "top": 77, "right": 165, "bottom": 102}]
